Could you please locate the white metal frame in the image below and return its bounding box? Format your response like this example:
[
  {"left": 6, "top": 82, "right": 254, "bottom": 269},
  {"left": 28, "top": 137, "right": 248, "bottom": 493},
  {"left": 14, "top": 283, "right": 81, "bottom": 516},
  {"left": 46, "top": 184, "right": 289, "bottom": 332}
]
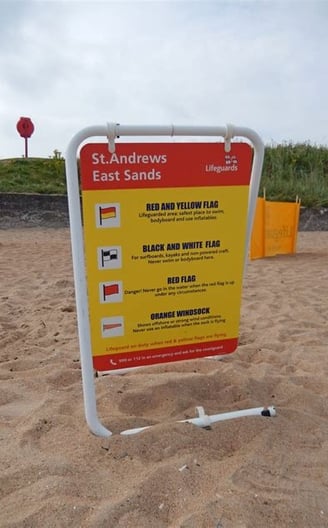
[{"left": 65, "top": 123, "right": 275, "bottom": 438}]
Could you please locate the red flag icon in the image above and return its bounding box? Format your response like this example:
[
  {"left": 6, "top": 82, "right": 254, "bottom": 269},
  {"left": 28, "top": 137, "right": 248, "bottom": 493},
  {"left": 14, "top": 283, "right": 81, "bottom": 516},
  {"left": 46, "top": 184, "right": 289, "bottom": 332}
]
[{"left": 103, "top": 283, "right": 119, "bottom": 300}]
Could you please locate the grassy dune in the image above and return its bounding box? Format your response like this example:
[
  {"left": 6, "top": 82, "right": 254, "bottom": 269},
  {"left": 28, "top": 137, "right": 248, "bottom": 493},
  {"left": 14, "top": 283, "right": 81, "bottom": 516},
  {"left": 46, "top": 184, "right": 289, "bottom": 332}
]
[{"left": 0, "top": 143, "right": 327, "bottom": 207}]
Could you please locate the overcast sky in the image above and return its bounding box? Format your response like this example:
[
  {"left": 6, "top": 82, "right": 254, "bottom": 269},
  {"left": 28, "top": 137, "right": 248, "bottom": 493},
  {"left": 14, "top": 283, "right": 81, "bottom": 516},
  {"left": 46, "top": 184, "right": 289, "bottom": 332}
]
[{"left": 1, "top": 0, "right": 327, "bottom": 158}]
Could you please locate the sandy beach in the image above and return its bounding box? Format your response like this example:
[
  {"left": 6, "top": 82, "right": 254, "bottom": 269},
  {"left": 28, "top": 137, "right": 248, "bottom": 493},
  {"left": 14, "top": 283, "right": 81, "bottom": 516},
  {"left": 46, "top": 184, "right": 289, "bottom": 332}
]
[{"left": 1, "top": 228, "right": 328, "bottom": 527}]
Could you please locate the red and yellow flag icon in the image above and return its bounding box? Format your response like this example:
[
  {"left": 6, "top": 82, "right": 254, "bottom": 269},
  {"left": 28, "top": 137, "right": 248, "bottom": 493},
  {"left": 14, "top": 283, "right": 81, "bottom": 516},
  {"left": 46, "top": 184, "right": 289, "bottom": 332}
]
[{"left": 99, "top": 205, "right": 116, "bottom": 225}]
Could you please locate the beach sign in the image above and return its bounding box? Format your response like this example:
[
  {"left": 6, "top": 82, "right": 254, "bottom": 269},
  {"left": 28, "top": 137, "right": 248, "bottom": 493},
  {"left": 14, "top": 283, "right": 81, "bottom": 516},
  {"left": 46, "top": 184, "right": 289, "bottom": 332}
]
[
  {"left": 66, "top": 124, "right": 275, "bottom": 437},
  {"left": 80, "top": 142, "right": 253, "bottom": 372}
]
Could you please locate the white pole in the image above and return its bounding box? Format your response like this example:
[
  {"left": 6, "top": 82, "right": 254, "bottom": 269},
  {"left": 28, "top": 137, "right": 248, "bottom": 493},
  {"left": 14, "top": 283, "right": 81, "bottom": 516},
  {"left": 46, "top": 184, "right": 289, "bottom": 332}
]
[
  {"left": 181, "top": 405, "right": 277, "bottom": 427},
  {"left": 120, "top": 406, "right": 276, "bottom": 436},
  {"left": 66, "top": 130, "right": 112, "bottom": 437}
]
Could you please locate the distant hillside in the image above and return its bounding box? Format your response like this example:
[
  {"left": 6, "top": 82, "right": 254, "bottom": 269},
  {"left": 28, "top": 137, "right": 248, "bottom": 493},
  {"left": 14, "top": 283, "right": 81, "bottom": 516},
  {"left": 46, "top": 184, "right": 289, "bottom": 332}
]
[
  {"left": 0, "top": 142, "right": 327, "bottom": 207},
  {"left": 0, "top": 156, "right": 66, "bottom": 194}
]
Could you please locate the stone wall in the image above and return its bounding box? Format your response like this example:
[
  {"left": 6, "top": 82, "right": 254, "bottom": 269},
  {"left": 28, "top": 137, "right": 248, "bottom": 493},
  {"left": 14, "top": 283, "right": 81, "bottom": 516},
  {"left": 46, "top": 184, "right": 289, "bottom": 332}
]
[
  {"left": 0, "top": 193, "right": 70, "bottom": 228},
  {"left": 0, "top": 193, "right": 327, "bottom": 230}
]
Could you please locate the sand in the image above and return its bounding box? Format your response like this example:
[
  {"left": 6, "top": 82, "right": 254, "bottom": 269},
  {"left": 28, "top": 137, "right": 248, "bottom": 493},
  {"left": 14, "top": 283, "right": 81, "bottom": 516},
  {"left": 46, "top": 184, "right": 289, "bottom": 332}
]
[{"left": 0, "top": 228, "right": 327, "bottom": 528}]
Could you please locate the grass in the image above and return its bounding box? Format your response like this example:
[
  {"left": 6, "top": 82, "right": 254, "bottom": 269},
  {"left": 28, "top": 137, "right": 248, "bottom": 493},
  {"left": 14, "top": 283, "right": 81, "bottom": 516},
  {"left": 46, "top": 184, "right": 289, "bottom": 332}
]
[
  {"left": 0, "top": 157, "right": 66, "bottom": 194},
  {"left": 0, "top": 143, "right": 327, "bottom": 207},
  {"left": 260, "top": 143, "right": 328, "bottom": 207}
]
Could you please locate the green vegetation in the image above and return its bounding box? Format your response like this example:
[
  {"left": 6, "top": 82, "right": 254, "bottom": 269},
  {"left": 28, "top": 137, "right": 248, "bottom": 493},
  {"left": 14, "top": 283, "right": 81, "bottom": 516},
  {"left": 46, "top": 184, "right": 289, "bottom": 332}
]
[
  {"left": 261, "top": 143, "right": 328, "bottom": 207},
  {"left": 0, "top": 154, "right": 66, "bottom": 194},
  {"left": 0, "top": 143, "right": 327, "bottom": 207}
]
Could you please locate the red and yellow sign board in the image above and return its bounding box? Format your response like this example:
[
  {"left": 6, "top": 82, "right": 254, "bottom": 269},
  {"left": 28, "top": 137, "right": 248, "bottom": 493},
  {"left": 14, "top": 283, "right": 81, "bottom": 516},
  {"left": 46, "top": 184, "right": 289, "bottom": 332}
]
[{"left": 80, "top": 142, "right": 253, "bottom": 371}]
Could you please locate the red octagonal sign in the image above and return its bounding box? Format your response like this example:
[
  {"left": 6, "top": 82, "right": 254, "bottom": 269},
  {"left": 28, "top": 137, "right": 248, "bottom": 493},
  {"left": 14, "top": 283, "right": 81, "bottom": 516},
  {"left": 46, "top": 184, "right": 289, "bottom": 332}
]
[{"left": 16, "top": 117, "right": 35, "bottom": 138}]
